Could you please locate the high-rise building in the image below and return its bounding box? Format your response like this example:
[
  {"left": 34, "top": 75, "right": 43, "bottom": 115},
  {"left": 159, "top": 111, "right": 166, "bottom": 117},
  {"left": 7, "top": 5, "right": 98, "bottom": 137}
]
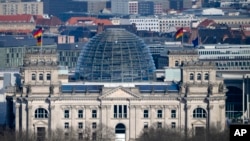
[{"left": 111, "top": 0, "right": 129, "bottom": 15}]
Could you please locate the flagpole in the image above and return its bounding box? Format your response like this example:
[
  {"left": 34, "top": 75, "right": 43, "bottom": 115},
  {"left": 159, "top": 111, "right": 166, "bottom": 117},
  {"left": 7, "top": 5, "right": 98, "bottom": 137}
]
[{"left": 39, "top": 27, "right": 43, "bottom": 55}]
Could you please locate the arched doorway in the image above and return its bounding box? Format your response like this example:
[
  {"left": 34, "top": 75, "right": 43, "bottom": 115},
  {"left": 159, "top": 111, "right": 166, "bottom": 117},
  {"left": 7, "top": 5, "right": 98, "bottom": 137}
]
[{"left": 115, "top": 123, "right": 126, "bottom": 141}]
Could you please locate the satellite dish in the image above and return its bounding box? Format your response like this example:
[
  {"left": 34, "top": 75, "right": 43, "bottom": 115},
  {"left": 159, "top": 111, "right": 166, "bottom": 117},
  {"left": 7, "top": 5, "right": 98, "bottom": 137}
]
[{"left": 75, "top": 44, "right": 78, "bottom": 48}]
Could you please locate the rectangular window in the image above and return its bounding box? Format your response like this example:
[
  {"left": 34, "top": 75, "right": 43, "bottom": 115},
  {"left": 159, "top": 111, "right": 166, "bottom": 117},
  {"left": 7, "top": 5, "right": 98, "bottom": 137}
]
[
  {"left": 171, "top": 110, "right": 176, "bottom": 118},
  {"left": 92, "top": 132, "right": 97, "bottom": 141},
  {"left": 64, "top": 110, "right": 69, "bottom": 118},
  {"left": 92, "top": 110, "right": 97, "bottom": 118},
  {"left": 157, "top": 122, "right": 162, "bottom": 128},
  {"left": 78, "top": 110, "right": 83, "bottom": 118},
  {"left": 78, "top": 133, "right": 83, "bottom": 140},
  {"left": 157, "top": 110, "right": 162, "bottom": 118},
  {"left": 113, "top": 105, "right": 127, "bottom": 118},
  {"left": 123, "top": 105, "right": 127, "bottom": 118},
  {"left": 144, "top": 110, "right": 149, "bottom": 118},
  {"left": 92, "top": 122, "right": 97, "bottom": 129},
  {"left": 171, "top": 122, "right": 176, "bottom": 128},
  {"left": 114, "top": 105, "right": 117, "bottom": 118},
  {"left": 78, "top": 122, "right": 83, "bottom": 129},
  {"left": 144, "top": 122, "right": 148, "bottom": 129},
  {"left": 119, "top": 105, "right": 122, "bottom": 118},
  {"left": 64, "top": 122, "right": 69, "bottom": 129},
  {"left": 65, "top": 133, "right": 69, "bottom": 139}
]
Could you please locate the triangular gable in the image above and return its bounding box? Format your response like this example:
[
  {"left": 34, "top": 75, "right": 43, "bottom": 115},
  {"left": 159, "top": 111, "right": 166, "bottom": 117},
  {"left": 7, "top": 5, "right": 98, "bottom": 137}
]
[
  {"left": 191, "top": 119, "right": 206, "bottom": 126},
  {"left": 99, "top": 87, "right": 140, "bottom": 99}
]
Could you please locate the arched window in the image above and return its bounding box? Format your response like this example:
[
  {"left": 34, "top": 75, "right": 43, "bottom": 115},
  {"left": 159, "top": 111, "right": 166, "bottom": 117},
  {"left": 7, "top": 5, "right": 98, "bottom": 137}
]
[
  {"left": 197, "top": 73, "right": 201, "bottom": 80},
  {"left": 193, "top": 108, "right": 206, "bottom": 118},
  {"left": 39, "top": 74, "right": 43, "bottom": 80},
  {"left": 189, "top": 73, "right": 194, "bottom": 80},
  {"left": 32, "top": 74, "right": 36, "bottom": 80},
  {"left": 204, "top": 73, "right": 209, "bottom": 80},
  {"left": 35, "top": 108, "right": 48, "bottom": 118},
  {"left": 47, "top": 74, "right": 51, "bottom": 80},
  {"left": 175, "top": 61, "right": 179, "bottom": 66}
]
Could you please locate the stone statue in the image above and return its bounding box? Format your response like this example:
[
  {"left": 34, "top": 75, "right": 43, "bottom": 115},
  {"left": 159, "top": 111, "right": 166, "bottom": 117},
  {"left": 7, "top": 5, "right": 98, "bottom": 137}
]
[
  {"left": 185, "top": 85, "right": 190, "bottom": 95},
  {"left": 218, "top": 82, "right": 224, "bottom": 93},
  {"left": 179, "top": 85, "right": 182, "bottom": 94},
  {"left": 26, "top": 85, "right": 31, "bottom": 94},
  {"left": 208, "top": 84, "right": 213, "bottom": 95},
  {"left": 49, "top": 85, "right": 54, "bottom": 94}
]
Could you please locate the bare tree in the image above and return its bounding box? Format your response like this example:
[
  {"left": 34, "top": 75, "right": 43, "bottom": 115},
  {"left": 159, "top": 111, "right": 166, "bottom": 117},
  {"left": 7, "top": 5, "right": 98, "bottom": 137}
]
[{"left": 138, "top": 124, "right": 229, "bottom": 141}]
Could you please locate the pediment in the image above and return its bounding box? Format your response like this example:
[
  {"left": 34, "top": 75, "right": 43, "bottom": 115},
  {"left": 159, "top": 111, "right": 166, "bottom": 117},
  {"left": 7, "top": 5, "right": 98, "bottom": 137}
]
[
  {"left": 191, "top": 119, "right": 206, "bottom": 126},
  {"left": 33, "top": 120, "right": 48, "bottom": 125},
  {"left": 99, "top": 87, "right": 140, "bottom": 99}
]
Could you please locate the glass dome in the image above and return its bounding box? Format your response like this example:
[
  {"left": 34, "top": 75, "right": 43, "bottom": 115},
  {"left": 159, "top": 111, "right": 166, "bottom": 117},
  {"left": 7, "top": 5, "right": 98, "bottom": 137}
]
[{"left": 75, "top": 28, "right": 155, "bottom": 82}]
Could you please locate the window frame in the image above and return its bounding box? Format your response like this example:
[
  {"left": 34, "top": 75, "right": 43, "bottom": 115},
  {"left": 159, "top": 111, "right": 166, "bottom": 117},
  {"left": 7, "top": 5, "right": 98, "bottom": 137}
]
[
  {"left": 46, "top": 73, "right": 51, "bottom": 80},
  {"left": 171, "top": 110, "right": 176, "bottom": 118},
  {"left": 64, "top": 110, "right": 70, "bottom": 118},
  {"left": 35, "top": 108, "right": 48, "bottom": 119},
  {"left": 78, "top": 109, "right": 83, "bottom": 118},
  {"left": 92, "top": 109, "right": 97, "bottom": 118},
  {"left": 39, "top": 73, "right": 43, "bottom": 80},
  {"left": 32, "top": 73, "right": 36, "bottom": 80},
  {"left": 64, "top": 122, "right": 69, "bottom": 129},
  {"left": 189, "top": 73, "right": 194, "bottom": 80},
  {"left": 157, "top": 110, "right": 163, "bottom": 118},
  {"left": 92, "top": 122, "right": 97, "bottom": 129},
  {"left": 144, "top": 109, "right": 149, "bottom": 118},
  {"left": 78, "top": 122, "right": 83, "bottom": 129},
  {"left": 193, "top": 108, "right": 207, "bottom": 118}
]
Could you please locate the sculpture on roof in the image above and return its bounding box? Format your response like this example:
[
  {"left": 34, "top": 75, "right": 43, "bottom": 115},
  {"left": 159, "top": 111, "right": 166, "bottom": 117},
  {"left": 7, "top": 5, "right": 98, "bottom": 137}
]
[
  {"left": 218, "top": 82, "right": 224, "bottom": 93},
  {"left": 208, "top": 84, "right": 213, "bottom": 95},
  {"left": 49, "top": 84, "right": 54, "bottom": 94}
]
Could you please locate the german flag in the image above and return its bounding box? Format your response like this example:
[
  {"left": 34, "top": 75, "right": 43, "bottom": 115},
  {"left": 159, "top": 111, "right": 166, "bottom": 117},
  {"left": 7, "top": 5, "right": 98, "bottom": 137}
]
[
  {"left": 33, "top": 28, "right": 42, "bottom": 38},
  {"left": 175, "top": 28, "right": 183, "bottom": 39},
  {"left": 33, "top": 28, "right": 42, "bottom": 46}
]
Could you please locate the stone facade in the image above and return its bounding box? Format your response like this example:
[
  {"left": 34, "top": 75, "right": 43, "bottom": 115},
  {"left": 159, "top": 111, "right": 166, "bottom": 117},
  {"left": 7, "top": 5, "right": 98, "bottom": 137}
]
[{"left": 5, "top": 49, "right": 226, "bottom": 141}]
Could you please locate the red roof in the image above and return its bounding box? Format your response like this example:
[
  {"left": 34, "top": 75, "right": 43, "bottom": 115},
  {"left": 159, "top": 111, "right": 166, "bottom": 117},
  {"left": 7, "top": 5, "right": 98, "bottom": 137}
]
[
  {"left": 0, "top": 14, "right": 34, "bottom": 23},
  {"left": 66, "top": 17, "right": 112, "bottom": 26},
  {"left": 198, "top": 19, "right": 216, "bottom": 28},
  {"left": 175, "top": 27, "right": 191, "bottom": 33},
  {"left": 36, "top": 16, "right": 63, "bottom": 26},
  {"left": 0, "top": 29, "right": 32, "bottom": 33}
]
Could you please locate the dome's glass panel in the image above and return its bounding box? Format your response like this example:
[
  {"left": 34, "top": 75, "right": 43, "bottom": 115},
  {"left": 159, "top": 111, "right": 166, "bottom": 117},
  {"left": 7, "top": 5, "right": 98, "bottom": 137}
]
[{"left": 75, "top": 28, "right": 155, "bottom": 82}]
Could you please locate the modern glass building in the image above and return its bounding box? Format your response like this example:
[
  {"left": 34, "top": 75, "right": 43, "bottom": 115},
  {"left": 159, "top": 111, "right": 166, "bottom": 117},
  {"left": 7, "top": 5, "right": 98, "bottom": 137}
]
[{"left": 75, "top": 28, "right": 156, "bottom": 82}]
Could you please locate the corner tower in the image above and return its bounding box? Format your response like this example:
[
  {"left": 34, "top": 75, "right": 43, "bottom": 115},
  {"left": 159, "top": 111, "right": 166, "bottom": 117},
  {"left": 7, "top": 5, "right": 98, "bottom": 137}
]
[{"left": 21, "top": 48, "right": 60, "bottom": 96}]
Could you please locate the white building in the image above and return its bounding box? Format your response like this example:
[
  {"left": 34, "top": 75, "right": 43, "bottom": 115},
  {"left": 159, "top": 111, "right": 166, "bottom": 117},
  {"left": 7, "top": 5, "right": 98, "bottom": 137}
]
[
  {"left": 5, "top": 30, "right": 226, "bottom": 141},
  {"left": 201, "top": 8, "right": 224, "bottom": 16},
  {"left": 129, "top": 15, "right": 200, "bottom": 33}
]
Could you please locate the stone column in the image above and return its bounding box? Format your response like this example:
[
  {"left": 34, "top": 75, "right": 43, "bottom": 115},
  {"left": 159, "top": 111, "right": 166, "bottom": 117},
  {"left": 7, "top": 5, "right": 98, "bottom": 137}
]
[
  {"left": 15, "top": 103, "right": 20, "bottom": 132},
  {"left": 150, "top": 105, "right": 155, "bottom": 125},
  {"left": 164, "top": 105, "right": 168, "bottom": 127},
  {"left": 27, "top": 105, "right": 33, "bottom": 133},
  {"left": 184, "top": 104, "right": 191, "bottom": 139},
  {"left": 219, "top": 104, "right": 225, "bottom": 128},
  {"left": 22, "top": 103, "right": 27, "bottom": 132},
  {"left": 49, "top": 104, "right": 55, "bottom": 136},
  {"left": 129, "top": 105, "right": 136, "bottom": 140}
]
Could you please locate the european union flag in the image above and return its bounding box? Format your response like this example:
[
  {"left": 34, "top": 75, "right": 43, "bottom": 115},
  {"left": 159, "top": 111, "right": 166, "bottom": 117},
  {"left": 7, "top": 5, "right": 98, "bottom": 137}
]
[{"left": 192, "top": 37, "right": 199, "bottom": 48}]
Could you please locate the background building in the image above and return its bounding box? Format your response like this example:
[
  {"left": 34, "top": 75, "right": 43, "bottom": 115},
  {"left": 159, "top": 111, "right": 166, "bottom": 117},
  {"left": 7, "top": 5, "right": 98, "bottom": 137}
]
[
  {"left": 111, "top": 0, "right": 129, "bottom": 15},
  {"left": 0, "top": 1, "right": 43, "bottom": 15}
]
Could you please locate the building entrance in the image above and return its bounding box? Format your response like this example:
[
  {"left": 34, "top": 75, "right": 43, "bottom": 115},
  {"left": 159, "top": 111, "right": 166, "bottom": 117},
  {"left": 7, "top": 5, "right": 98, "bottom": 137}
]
[{"left": 115, "top": 123, "right": 126, "bottom": 141}]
